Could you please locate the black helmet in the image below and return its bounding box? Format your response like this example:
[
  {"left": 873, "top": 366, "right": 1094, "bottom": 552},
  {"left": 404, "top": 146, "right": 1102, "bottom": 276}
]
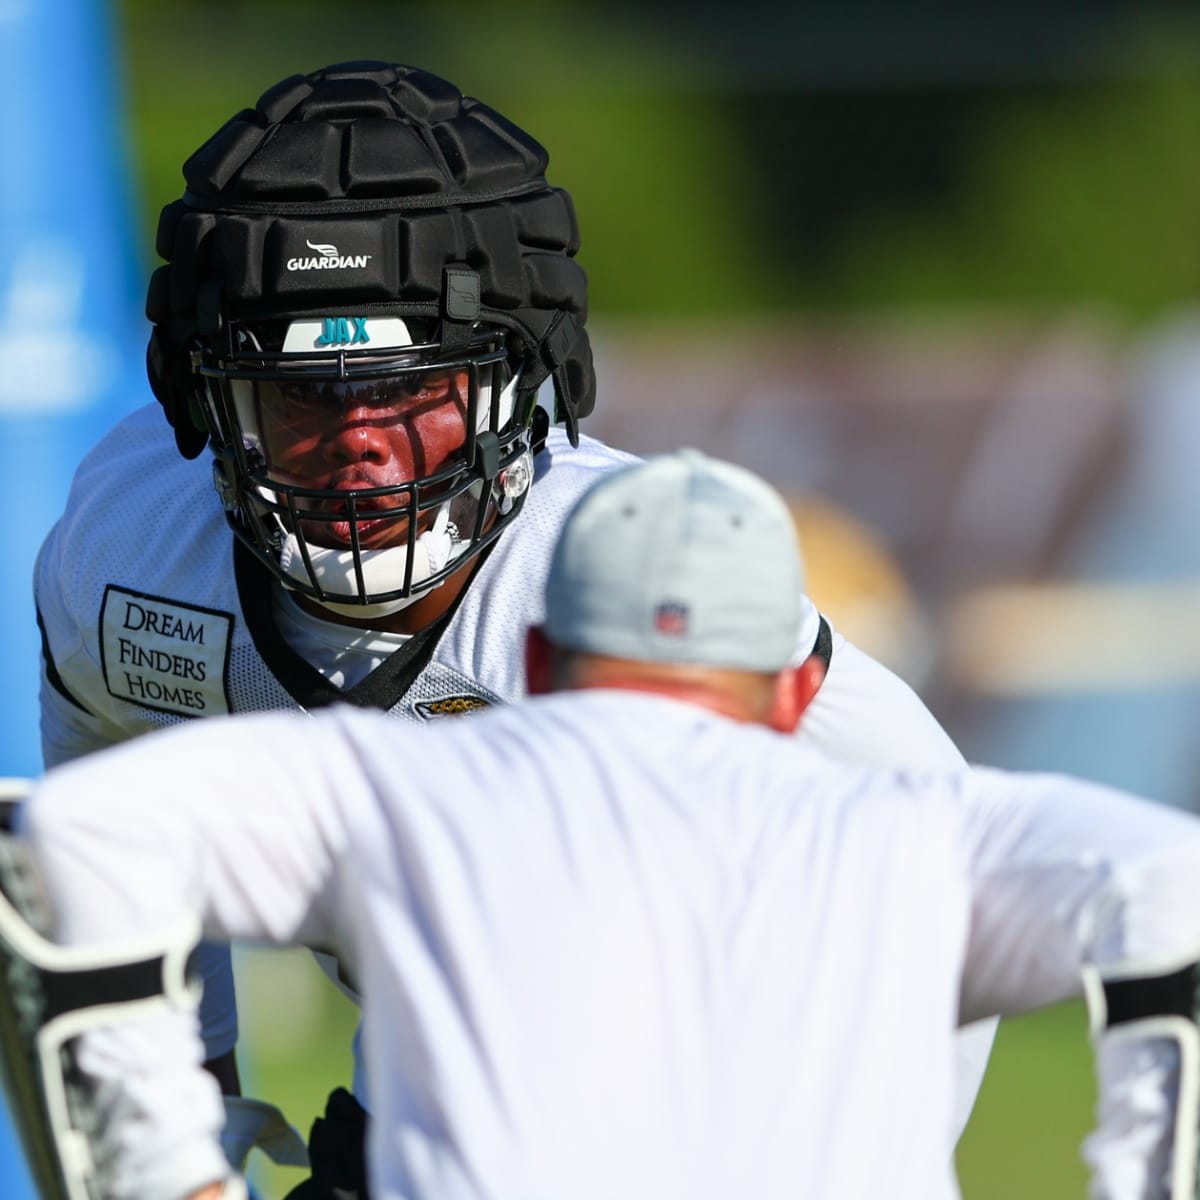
[{"left": 146, "top": 61, "right": 593, "bottom": 616}]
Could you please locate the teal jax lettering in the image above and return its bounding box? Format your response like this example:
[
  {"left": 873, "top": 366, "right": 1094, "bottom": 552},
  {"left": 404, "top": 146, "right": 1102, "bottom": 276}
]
[{"left": 315, "top": 317, "right": 370, "bottom": 347}]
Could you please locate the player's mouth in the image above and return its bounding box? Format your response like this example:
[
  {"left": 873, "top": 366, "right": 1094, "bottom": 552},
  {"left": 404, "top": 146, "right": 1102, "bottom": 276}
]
[
  {"left": 303, "top": 487, "right": 422, "bottom": 550},
  {"left": 327, "top": 500, "right": 404, "bottom": 548}
]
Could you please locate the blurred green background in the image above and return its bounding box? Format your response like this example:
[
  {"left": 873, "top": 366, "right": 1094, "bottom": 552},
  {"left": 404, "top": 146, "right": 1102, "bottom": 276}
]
[
  {"left": 119, "top": 0, "right": 1200, "bottom": 322},
  {"left": 113, "top": 2, "right": 1198, "bottom": 1195}
]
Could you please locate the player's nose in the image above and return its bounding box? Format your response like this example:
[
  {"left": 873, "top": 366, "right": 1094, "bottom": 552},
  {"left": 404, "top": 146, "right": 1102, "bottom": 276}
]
[{"left": 322, "top": 413, "right": 403, "bottom": 467}]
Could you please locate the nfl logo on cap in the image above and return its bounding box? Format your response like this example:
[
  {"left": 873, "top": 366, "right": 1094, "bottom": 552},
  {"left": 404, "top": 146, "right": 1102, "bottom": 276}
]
[{"left": 654, "top": 601, "right": 689, "bottom": 637}]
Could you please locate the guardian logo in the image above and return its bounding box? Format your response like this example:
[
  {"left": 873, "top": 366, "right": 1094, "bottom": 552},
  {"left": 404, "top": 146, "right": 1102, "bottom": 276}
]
[{"left": 286, "top": 239, "right": 372, "bottom": 272}]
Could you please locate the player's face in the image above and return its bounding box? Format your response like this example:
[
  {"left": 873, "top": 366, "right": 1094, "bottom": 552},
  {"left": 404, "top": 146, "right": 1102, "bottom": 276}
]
[{"left": 253, "top": 368, "right": 470, "bottom": 551}]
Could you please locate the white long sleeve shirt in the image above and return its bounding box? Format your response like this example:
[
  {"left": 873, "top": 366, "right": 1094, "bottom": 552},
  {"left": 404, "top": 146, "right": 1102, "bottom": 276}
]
[{"left": 22, "top": 692, "right": 1200, "bottom": 1200}]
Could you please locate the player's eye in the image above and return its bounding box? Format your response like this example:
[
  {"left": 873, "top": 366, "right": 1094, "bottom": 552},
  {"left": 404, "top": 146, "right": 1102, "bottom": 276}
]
[
  {"left": 281, "top": 387, "right": 330, "bottom": 415},
  {"left": 397, "top": 371, "right": 454, "bottom": 401}
]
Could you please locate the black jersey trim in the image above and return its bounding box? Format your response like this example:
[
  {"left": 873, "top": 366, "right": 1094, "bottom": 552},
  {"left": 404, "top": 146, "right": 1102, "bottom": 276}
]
[
  {"left": 233, "top": 540, "right": 487, "bottom": 712},
  {"left": 234, "top": 541, "right": 348, "bottom": 709},
  {"left": 812, "top": 615, "right": 833, "bottom": 670},
  {"left": 35, "top": 605, "right": 92, "bottom": 715}
]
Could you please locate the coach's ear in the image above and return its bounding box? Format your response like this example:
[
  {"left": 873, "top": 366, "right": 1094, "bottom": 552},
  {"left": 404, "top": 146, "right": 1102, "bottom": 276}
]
[
  {"left": 769, "top": 652, "right": 826, "bottom": 734},
  {"left": 525, "top": 625, "right": 555, "bottom": 696}
]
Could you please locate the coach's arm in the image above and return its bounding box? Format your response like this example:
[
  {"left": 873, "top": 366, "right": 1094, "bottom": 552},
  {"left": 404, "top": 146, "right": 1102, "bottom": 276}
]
[
  {"left": 23, "top": 711, "right": 351, "bottom": 1200},
  {"left": 958, "top": 768, "right": 1200, "bottom": 1197}
]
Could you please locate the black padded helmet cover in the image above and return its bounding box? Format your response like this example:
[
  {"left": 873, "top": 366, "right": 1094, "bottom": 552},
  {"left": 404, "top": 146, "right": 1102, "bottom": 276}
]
[{"left": 146, "top": 61, "right": 594, "bottom": 458}]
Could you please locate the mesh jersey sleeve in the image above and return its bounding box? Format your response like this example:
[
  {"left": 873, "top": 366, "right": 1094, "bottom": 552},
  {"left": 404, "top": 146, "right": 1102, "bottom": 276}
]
[
  {"left": 799, "top": 623, "right": 964, "bottom": 772},
  {"left": 35, "top": 520, "right": 128, "bottom": 767},
  {"left": 33, "top": 406, "right": 236, "bottom": 764},
  {"left": 36, "top": 513, "right": 243, "bottom": 1061}
]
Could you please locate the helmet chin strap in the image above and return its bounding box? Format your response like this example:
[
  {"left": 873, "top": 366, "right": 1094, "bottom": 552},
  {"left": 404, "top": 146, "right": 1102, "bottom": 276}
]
[{"left": 278, "top": 505, "right": 458, "bottom": 620}]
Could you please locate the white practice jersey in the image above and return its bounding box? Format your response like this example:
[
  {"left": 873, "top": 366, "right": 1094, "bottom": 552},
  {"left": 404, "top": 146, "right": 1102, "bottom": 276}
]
[
  {"left": 22, "top": 695, "right": 1200, "bottom": 1200},
  {"left": 33, "top": 403, "right": 992, "bottom": 1129}
]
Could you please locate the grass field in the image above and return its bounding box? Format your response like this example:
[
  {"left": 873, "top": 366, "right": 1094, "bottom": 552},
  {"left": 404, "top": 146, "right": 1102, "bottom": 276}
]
[
  {"left": 956, "top": 1002, "right": 1094, "bottom": 1197},
  {"left": 237, "top": 948, "right": 1097, "bottom": 1198}
]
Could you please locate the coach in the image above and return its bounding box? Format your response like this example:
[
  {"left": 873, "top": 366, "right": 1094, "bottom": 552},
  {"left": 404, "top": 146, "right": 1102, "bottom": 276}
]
[{"left": 15, "top": 448, "right": 1200, "bottom": 1200}]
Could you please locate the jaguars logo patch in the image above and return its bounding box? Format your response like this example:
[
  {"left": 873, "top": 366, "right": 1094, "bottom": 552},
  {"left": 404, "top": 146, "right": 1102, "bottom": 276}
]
[{"left": 415, "top": 695, "right": 493, "bottom": 719}]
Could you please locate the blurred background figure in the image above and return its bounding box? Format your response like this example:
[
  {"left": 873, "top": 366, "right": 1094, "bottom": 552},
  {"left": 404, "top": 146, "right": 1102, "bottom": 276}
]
[
  {"left": 1, "top": 0, "right": 147, "bottom": 1192},
  {"left": 941, "top": 312, "right": 1200, "bottom": 812},
  {"left": 786, "top": 493, "right": 937, "bottom": 690},
  {"left": 16, "top": 1, "right": 1200, "bottom": 1196}
]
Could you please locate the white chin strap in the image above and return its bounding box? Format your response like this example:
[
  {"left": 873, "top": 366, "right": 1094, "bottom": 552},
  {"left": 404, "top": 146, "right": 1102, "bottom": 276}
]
[{"left": 278, "top": 505, "right": 458, "bottom": 620}]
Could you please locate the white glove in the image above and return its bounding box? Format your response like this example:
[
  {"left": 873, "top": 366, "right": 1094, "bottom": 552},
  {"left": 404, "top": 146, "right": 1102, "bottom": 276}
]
[{"left": 219, "top": 1096, "right": 310, "bottom": 1174}]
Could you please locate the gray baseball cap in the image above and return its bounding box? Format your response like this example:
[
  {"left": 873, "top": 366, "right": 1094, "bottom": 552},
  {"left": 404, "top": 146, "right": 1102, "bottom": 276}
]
[{"left": 544, "top": 448, "right": 807, "bottom": 672}]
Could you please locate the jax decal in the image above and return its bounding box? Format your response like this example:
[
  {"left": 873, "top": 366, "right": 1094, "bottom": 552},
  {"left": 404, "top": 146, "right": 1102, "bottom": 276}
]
[
  {"left": 315, "top": 316, "right": 370, "bottom": 346},
  {"left": 100, "top": 586, "right": 233, "bottom": 718}
]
